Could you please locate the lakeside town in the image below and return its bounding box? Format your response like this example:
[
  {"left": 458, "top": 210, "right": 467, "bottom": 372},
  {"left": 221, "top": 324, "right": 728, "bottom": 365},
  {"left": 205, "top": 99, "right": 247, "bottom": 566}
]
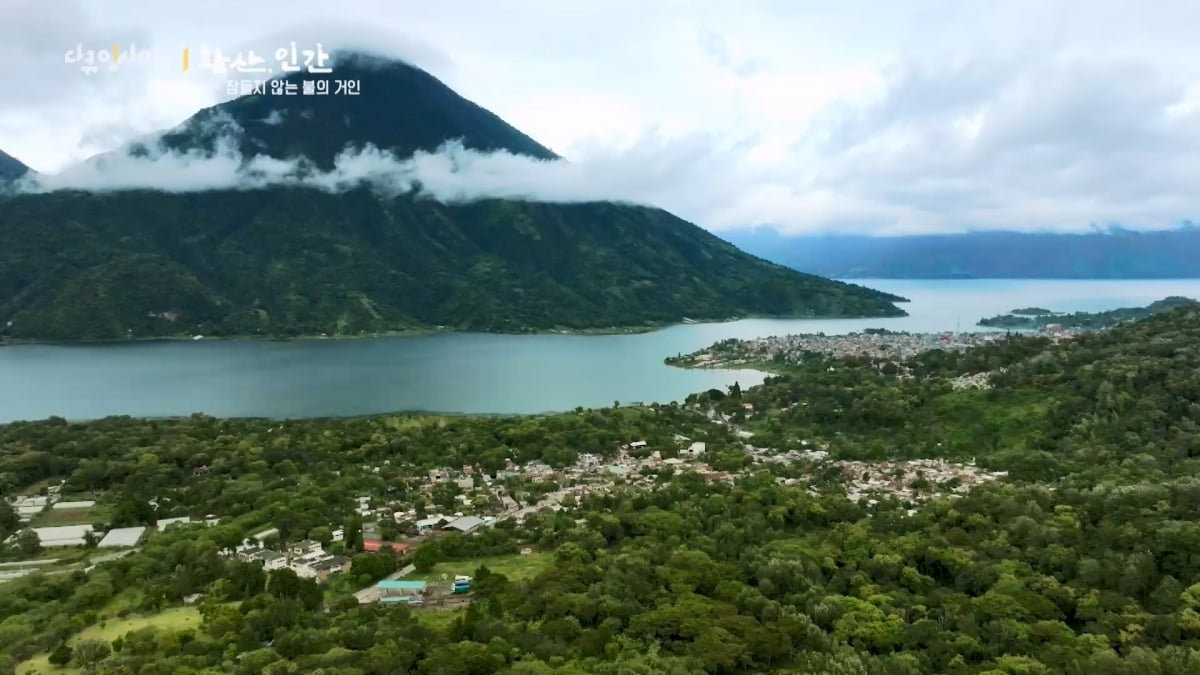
[
  {"left": 3, "top": 411, "right": 1007, "bottom": 608},
  {"left": 665, "top": 327, "right": 1074, "bottom": 370},
  {"left": 1, "top": 323, "right": 1049, "bottom": 621}
]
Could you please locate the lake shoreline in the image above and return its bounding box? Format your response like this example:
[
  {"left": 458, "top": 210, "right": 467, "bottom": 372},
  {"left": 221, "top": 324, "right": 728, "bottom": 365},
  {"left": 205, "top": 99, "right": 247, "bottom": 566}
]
[
  {"left": 0, "top": 309, "right": 911, "bottom": 346},
  {"left": 4, "top": 280, "right": 1195, "bottom": 424}
]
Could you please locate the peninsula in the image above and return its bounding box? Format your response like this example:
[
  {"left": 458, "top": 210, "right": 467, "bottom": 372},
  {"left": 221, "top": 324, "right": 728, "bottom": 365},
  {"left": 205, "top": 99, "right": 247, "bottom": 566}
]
[
  {"left": 977, "top": 296, "right": 1196, "bottom": 330},
  {"left": 665, "top": 329, "right": 1012, "bottom": 372}
]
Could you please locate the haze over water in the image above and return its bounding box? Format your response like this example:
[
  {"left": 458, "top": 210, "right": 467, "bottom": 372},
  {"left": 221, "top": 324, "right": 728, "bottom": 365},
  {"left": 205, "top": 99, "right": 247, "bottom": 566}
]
[{"left": 2, "top": 279, "right": 1198, "bottom": 423}]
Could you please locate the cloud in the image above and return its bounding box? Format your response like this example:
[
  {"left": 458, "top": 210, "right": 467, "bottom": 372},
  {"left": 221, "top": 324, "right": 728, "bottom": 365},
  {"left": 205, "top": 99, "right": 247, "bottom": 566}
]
[
  {"left": 0, "top": 0, "right": 156, "bottom": 110},
  {"left": 229, "top": 21, "right": 455, "bottom": 76},
  {"left": 774, "top": 52, "right": 1200, "bottom": 235},
  {"left": 696, "top": 28, "right": 762, "bottom": 78},
  {"left": 6, "top": 2, "right": 1200, "bottom": 235},
  {"left": 16, "top": 44, "right": 1200, "bottom": 240},
  {"left": 16, "top": 125, "right": 753, "bottom": 217}
]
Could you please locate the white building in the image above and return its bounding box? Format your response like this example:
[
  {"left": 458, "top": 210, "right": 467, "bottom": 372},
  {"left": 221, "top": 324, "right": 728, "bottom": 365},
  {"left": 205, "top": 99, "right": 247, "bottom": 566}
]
[
  {"left": 96, "top": 526, "right": 146, "bottom": 548},
  {"left": 444, "top": 516, "right": 483, "bottom": 534},
  {"left": 416, "top": 516, "right": 445, "bottom": 533},
  {"left": 52, "top": 500, "right": 96, "bottom": 510},
  {"left": 10, "top": 496, "right": 50, "bottom": 520},
  {"left": 289, "top": 540, "right": 323, "bottom": 558},
  {"left": 250, "top": 528, "right": 279, "bottom": 543},
  {"left": 30, "top": 525, "right": 94, "bottom": 547},
  {"left": 156, "top": 517, "right": 192, "bottom": 531}
]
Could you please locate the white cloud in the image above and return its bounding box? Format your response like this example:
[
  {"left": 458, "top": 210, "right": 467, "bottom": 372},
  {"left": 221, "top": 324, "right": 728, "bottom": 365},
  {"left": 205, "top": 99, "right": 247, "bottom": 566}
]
[
  {"left": 4, "top": 1, "right": 1200, "bottom": 235},
  {"left": 16, "top": 129, "right": 749, "bottom": 215}
]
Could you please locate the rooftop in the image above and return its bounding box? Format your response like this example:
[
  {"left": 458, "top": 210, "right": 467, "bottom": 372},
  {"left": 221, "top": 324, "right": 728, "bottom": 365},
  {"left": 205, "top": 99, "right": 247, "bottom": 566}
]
[
  {"left": 96, "top": 526, "right": 145, "bottom": 548},
  {"left": 32, "top": 525, "right": 94, "bottom": 544},
  {"left": 156, "top": 517, "right": 192, "bottom": 531},
  {"left": 377, "top": 580, "right": 426, "bottom": 591},
  {"left": 52, "top": 500, "right": 96, "bottom": 510},
  {"left": 445, "top": 516, "right": 483, "bottom": 532}
]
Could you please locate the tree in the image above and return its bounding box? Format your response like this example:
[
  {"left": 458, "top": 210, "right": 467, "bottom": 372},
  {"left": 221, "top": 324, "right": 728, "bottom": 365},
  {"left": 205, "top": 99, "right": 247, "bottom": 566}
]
[
  {"left": 412, "top": 543, "right": 441, "bottom": 573},
  {"left": 15, "top": 529, "right": 40, "bottom": 556},
  {"left": 0, "top": 501, "right": 17, "bottom": 539},
  {"left": 267, "top": 568, "right": 304, "bottom": 600},
  {"left": 73, "top": 638, "right": 111, "bottom": 671},
  {"left": 109, "top": 495, "right": 155, "bottom": 527},
  {"left": 48, "top": 643, "right": 72, "bottom": 666},
  {"left": 308, "top": 525, "right": 333, "bottom": 546},
  {"left": 346, "top": 514, "right": 364, "bottom": 552}
]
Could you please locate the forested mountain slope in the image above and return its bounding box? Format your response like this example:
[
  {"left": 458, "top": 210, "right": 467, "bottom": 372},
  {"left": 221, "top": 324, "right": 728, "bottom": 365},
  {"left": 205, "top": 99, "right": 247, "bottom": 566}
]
[{"left": 0, "top": 55, "right": 904, "bottom": 341}]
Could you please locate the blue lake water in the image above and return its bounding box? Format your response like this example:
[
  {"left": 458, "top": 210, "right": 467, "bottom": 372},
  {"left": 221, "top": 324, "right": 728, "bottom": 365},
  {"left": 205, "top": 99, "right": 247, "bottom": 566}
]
[{"left": 2, "top": 279, "right": 1198, "bottom": 422}]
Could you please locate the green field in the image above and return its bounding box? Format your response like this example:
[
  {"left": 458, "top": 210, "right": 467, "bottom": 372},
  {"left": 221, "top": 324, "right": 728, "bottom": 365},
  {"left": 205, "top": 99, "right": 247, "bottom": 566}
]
[
  {"left": 18, "top": 606, "right": 201, "bottom": 675},
  {"left": 413, "top": 606, "right": 464, "bottom": 629},
  {"left": 30, "top": 508, "right": 101, "bottom": 527},
  {"left": 406, "top": 551, "right": 553, "bottom": 585}
]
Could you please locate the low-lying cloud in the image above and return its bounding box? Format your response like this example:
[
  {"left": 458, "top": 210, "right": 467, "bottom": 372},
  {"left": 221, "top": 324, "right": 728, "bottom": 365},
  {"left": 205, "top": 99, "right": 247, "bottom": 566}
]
[
  {"left": 14, "top": 46, "right": 1200, "bottom": 237},
  {"left": 16, "top": 126, "right": 756, "bottom": 220}
]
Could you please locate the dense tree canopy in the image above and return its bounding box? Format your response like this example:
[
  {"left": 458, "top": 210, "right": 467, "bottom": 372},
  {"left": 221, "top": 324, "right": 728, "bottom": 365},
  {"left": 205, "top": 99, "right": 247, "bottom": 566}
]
[{"left": 0, "top": 306, "right": 1198, "bottom": 674}]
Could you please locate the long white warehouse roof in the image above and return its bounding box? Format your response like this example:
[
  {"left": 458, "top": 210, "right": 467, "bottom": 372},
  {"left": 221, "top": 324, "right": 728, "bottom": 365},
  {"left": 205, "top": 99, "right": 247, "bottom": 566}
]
[{"left": 32, "top": 525, "right": 94, "bottom": 545}]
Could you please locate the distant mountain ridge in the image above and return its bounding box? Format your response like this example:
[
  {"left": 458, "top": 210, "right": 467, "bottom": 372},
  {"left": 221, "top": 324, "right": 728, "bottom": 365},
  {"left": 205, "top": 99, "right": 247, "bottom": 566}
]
[
  {"left": 0, "top": 53, "right": 905, "bottom": 341},
  {"left": 723, "top": 227, "right": 1200, "bottom": 278},
  {"left": 0, "top": 149, "right": 27, "bottom": 182}
]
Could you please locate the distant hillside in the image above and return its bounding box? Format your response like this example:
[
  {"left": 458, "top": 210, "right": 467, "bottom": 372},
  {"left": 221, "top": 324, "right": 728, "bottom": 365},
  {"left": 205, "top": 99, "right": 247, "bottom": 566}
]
[
  {"left": 0, "top": 54, "right": 905, "bottom": 341},
  {"left": 978, "top": 296, "right": 1198, "bottom": 330},
  {"left": 722, "top": 227, "right": 1200, "bottom": 278}
]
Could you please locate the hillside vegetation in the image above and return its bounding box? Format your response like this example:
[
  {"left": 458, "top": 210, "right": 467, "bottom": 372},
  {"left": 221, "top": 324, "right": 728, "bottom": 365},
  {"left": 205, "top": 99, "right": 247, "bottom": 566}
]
[
  {"left": 1, "top": 308, "right": 1200, "bottom": 673},
  {"left": 0, "top": 55, "right": 904, "bottom": 341},
  {"left": 0, "top": 188, "right": 903, "bottom": 340}
]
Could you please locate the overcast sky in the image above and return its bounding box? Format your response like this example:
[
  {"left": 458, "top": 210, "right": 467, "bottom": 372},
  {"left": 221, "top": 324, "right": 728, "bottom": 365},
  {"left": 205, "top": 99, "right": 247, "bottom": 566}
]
[{"left": 3, "top": 0, "right": 1199, "bottom": 235}]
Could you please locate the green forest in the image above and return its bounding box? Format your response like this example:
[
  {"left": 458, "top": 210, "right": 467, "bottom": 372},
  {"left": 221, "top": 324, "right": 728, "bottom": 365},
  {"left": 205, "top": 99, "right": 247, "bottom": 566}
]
[
  {"left": 0, "top": 189, "right": 904, "bottom": 342},
  {"left": 1, "top": 305, "right": 1199, "bottom": 674}
]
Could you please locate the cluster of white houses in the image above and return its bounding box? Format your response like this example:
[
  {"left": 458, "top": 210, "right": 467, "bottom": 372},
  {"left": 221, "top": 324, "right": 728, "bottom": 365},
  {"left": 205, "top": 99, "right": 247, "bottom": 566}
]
[{"left": 234, "top": 539, "right": 352, "bottom": 582}]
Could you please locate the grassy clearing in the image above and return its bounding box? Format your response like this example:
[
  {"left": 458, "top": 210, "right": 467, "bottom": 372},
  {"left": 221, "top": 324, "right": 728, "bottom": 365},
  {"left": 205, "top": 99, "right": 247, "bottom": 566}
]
[
  {"left": 414, "top": 606, "right": 463, "bottom": 629},
  {"left": 406, "top": 551, "right": 553, "bottom": 584},
  {"left": 81, "top": 606, "right": 200, "bottom": 641},
  {"left": 17, "top": 606, "right": 201, "bottom": 675}
]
